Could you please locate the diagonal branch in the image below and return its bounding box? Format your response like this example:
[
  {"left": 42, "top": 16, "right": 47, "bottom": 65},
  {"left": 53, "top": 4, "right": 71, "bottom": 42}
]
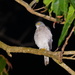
[
  {"left": 53, "top": 58, "right": 75, "bottom": 75},
  {"left": 15, "top": 0, "right": 56, "bottom": 22},
  {"left": 61, "top": 26, "right": 75, "bottom": 53}
]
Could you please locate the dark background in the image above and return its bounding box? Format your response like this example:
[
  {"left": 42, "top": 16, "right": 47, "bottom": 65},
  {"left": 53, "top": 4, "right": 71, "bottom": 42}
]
[{"left": 0, "top": 0, "right": 75, "bottom": 75}]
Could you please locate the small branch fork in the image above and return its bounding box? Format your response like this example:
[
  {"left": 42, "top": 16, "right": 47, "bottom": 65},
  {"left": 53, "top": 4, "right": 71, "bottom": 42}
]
[{"left": 59, "top": 26, "right": 75, "bottom": 64}]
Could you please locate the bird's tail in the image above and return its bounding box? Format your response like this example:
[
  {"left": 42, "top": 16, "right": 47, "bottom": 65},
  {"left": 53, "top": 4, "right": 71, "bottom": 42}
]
[{"left": 44, "top": 56, "right": 49, "bottom": 66}]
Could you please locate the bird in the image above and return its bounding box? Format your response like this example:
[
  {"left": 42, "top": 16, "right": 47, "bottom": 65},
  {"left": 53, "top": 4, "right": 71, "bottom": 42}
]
[{"left": 34, "top": 21, "right": 53, "bottom": 66}]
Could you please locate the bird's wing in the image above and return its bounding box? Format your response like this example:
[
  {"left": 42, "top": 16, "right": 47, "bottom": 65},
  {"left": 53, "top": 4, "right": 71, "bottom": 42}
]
[{"left": 48, "top": 39, "right": 53, "bottom": 50}]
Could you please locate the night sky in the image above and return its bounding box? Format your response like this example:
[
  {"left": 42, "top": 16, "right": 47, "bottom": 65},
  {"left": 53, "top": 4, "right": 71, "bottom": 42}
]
[{"left": 0, "top": 0, "right": 75, "bottom": 75}]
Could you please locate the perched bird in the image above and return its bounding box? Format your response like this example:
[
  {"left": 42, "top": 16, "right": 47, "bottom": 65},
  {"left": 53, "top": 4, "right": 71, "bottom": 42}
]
[{"left": 34, "top": 21, "right": 53, "bottom": 66}]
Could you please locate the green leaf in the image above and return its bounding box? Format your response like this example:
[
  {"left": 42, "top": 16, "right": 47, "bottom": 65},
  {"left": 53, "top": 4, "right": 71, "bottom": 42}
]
[
  {"left": 58, "top": 5, "right": 75, "bottom": 46},
  {"left": 0, "top": 56, "right": 6, "bottom": 73},
  {"left": 67, "top": 5, "right": 75, "bottom": 20},
  {"left": 43, "top": 0, "right": 53, "bottom": 6},
  {"left": 52, "top": 0, "right": 61, "bottom": 16},
  {"left": 70, "top": 0, "right": 75, "bottom": 9},
  {"left": 59, "top": 0, "right": 68, "bottom": 18}
]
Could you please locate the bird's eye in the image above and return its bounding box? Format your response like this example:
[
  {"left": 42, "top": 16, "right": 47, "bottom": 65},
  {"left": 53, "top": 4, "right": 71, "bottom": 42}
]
[{"left": 37, "top": 22, "right": 41, "bottom": 25}]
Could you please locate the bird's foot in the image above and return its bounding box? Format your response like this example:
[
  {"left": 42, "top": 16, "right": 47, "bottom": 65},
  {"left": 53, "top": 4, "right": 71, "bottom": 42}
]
[{"left": 41, "top": 48, "right": 46, "bottom": 51}]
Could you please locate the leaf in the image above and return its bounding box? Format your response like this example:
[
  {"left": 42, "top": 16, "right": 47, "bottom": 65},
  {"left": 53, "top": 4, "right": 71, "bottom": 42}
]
[
  {"left": 36, "top": 0, "right": 39, "bottom": 3},
  {"left": 59, "top": 0, "right": 68, "bottom": 18},
  {"left": 58, "top": 5, "right": 75, "bottom": 46},
  {"left": 43, "top": 0, "right": 52, "bottom": 6},
  {"left": 52, "top": 0, "right": 61, "bottom": 16},
  {"left": 0, "top": 56, "right": 6, "bottom": 73},
  {"left": 70, "top": 0, "right": 75, "bottom": 9}
]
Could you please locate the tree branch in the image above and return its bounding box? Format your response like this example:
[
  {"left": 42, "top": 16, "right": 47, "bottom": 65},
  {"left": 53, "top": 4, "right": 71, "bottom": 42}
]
[
  {"left": 15, "top": 0, "right": 56, "bottom": 22},
  {"left": 0, "top": 41, "right": 75, "bottom": 59},
  {"left": 63, "top": 56, "right": 75, "bottom": 60},
  {"left": 53, "top": 58, "right": 75, "bottom": 75},
  {"left": 61, "top": 26, "right": 75, "bottom": 53},
  {"left": 29, "top": 0, "right": 38, "bottom": 7},
  {"left": 0, "top": 41, "right": 75, "bottom": 74},
  {"left": 0, "top": 41, "right": 59, "bottom": 60}
]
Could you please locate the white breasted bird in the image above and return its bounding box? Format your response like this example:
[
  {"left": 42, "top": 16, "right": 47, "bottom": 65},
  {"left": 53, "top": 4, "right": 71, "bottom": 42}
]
[{"left": 34, "top": 21, "right": 53, "bottom": 66}]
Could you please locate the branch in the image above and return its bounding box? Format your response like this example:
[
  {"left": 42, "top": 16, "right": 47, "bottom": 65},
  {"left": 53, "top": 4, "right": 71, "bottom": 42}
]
[
  {"left": 61, "top": 26, "right": 75, "bottom": 53},
  {"left": 15, "top": 0, "right": 56, "bottom": 22},
  {"left": 63, "top": 57, "right": 75, "bottom": 60},
  {"left": 0, "top": 41, "right": 59, "bottom": 60},
  {"left": 53, "top": 58, "right": 75, "bottom": 75},
  {"left": 29, "top": 0, "right": 38, "bottom": 7},
  {"left": 1, "top": 41, "right": 75, "bottom": 59},
  {"left": 0, "top": 41, "right": 75, "bottom": 74}
]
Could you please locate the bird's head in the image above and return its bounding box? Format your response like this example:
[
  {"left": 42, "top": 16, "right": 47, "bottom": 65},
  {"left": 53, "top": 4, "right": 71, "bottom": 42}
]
[{"left": 35, "top": 21, "right": 45, "bottom": 28}]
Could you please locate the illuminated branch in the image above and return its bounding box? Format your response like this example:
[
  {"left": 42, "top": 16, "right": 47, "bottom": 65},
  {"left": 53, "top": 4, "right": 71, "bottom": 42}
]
[
  {"left": 0, "top": 41, "right": 75, "bottom": 74},
  {"left": 53, "top": 58, "right": 75, "bottom": 75}
]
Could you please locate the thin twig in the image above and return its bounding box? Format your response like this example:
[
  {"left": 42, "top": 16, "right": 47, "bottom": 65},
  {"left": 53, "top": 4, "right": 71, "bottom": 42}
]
[
  {"left": 29, "top": 0, "right": 38, "bottom": 7},
  {"left": 34, "top": 7, "right": 46, "bottom": 11},
  {"left": 63, "top": 56, "right": 75, "bottom": 60},
  {"left": 61, "top": 26, "right": 75, "bottom": 53},
  {"left": 71, "top": 54, "right": 75, "bottom": 58}
]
